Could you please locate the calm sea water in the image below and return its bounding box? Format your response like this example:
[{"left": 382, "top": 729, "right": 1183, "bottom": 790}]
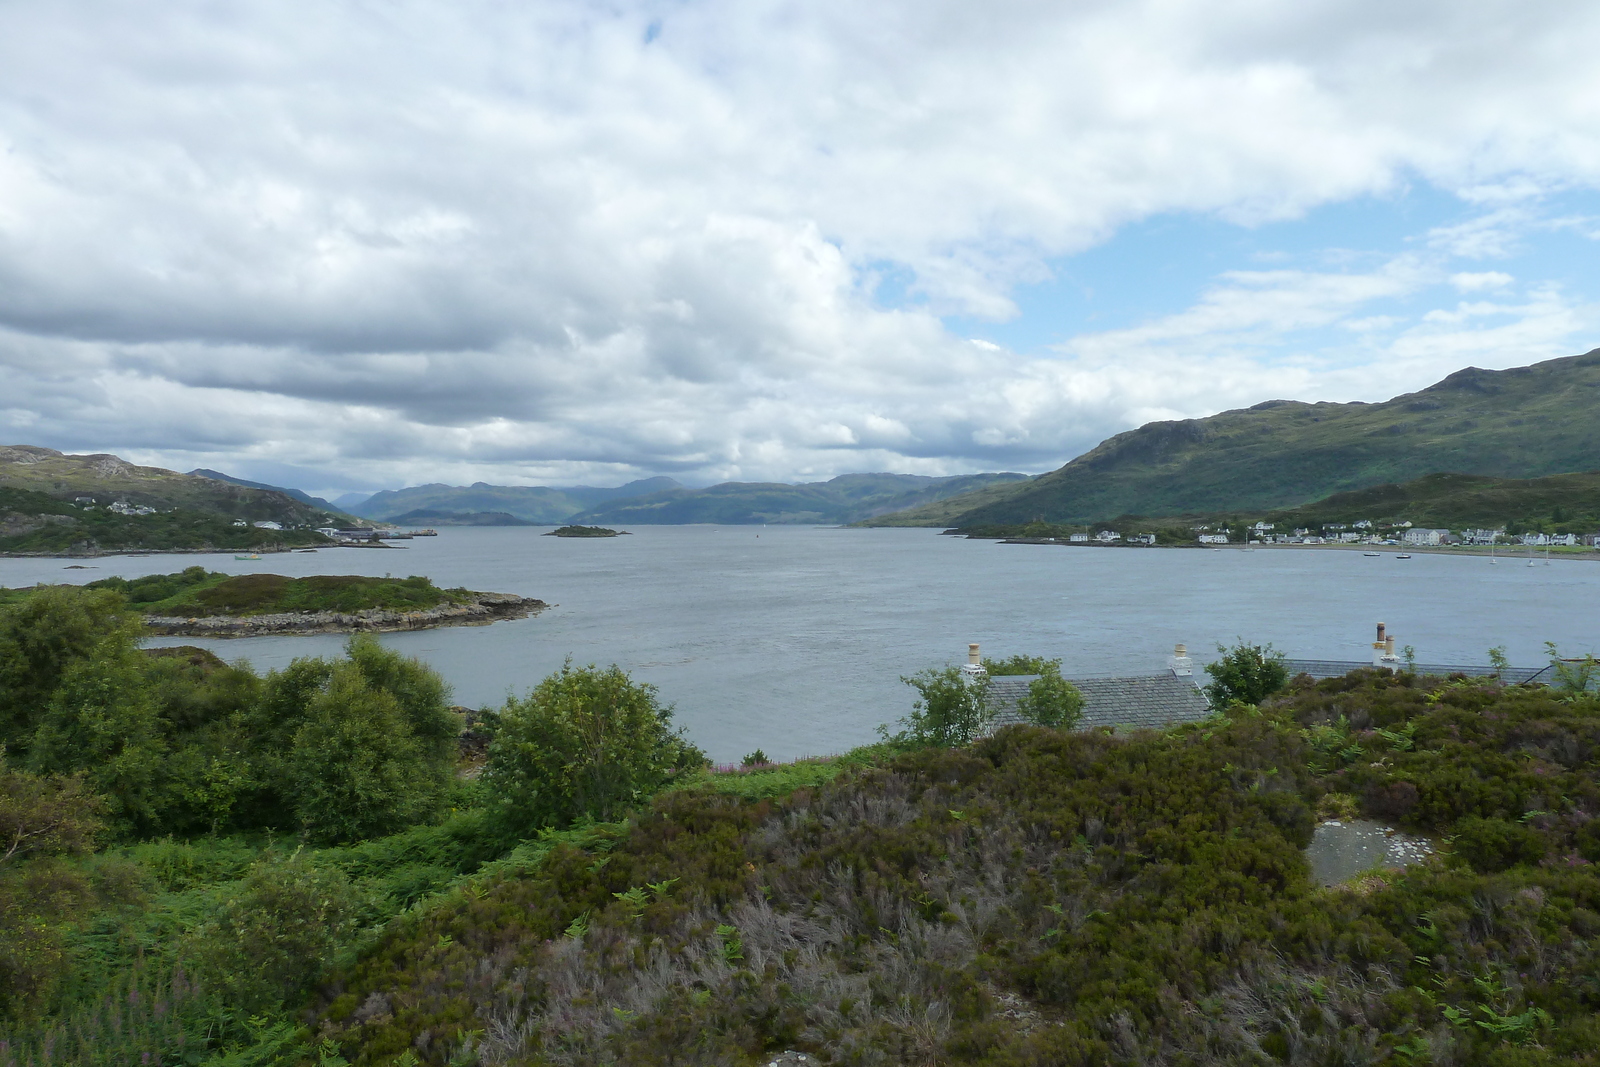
[{"left": 2, "top": 527, "right": 1595, "bottom": 763}]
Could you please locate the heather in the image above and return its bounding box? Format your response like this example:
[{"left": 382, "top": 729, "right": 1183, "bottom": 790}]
[{"left": 3, "top": 583, "right": 1600, "bottom": 1065}]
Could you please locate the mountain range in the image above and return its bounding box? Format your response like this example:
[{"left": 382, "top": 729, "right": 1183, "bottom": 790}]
[
  {"left": 188, "top": 468, "right": 343, "bottom": 512},
  {"left": 567, "top": 472, "right": 1031, "bottom": 525},
  {"left": 867, "top": 347, "right": 1600, "bottom": 526},
  {"left": 348, "top": 478, "right": 682, "bottom": 524}
]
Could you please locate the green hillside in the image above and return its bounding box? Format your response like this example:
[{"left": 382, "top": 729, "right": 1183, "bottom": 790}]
[
  {"left": 351, "top": 477, "right": 680, "bottom": 523},
  {"left": 959, "top": 470, "right": 1600, "bottom": 541},
  {"left": 571, "top": 471, "right": 1031, "bottom": 525},
  {"left": 869, "top": 348, "right": 1600, "bottom": 526},
  {"left": 0, "top": 486, "right": 331, "bottom": 555},
  {"left": 0, "top": 446, "right": 338, "bottom": 527},
  {"left": 1265, "top": 470, "right": 1600, "bottom": 533}
]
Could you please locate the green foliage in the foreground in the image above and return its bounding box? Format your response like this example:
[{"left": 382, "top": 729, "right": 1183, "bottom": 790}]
[
  {"left": 1204, "top": 640, "right": 1291, "bottom": 711},
  {"left": 0, "top": 487, "right": 332, "bottom": 555},
  {"left": 298, "top": 671, "right": 1600, "bottom": 1066},
  {"left": 482, "top": 661, "right": 706, "bottom": 834},
  {"left": 81, "top": 567, "right": 471, "bottom": 617},
  {"left": 0, "top": 587, "right": 460, "bottom": 841},
  {"left": 10, "top": 583, "right": 1600, "bottom": 1067}
]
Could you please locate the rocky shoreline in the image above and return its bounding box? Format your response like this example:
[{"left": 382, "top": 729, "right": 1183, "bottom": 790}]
[{"left": 143, "top": 592, "right": 546, "bottom": 637}]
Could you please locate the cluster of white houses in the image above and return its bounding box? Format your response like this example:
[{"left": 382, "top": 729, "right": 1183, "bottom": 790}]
[{"left": 1199, "top": 520, "right": 1600, "bottom": 547}]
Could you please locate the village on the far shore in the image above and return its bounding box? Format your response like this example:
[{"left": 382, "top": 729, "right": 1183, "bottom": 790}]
[{"left": 990, "top": 518, "right": 1600, "bottom": 550}]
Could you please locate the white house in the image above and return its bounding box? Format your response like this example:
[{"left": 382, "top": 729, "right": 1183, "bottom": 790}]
[
  {"left": 1068, "top": 533, "right": 1089, "bottom": 543},
  {"left": 1094, "top": 530, "right": 1121, "bottom": 543},
  {"left": 253, "top": 520, "right": 283, "bottom": 531},
  {"left": 1403, "top": 528, "right": 1451, "bottom": 546},
  {"left": 1197, "top": 533, "right": 1229, "bottom": 545}
]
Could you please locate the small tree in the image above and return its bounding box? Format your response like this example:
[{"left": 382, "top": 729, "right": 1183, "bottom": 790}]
[
  {"left": 1203, "top": 641, "right": 1289, "bottom": 711},
  {"left": 483, "top": 661, "right": 705, "bottom": 835},
  {"left": 0, "top": 761, "right": 103, "bottom": 866},
  {"left": 284, "top": 662, "right": 447, "bottom": 844},
  {"left": 26, "top": 642, "right": 170, "bottom": 836},
  {"left": 1017, "top": 666, "right": 1085, "bottom": 729},
  {"left": 0, "top": 586, "right": 142, "bottom": 754},
  {"left": 883, "top": 666, "right": 991, "bottom": 748},
  {"left": 186, "top": 851, "right": 361, "bottom": 1014},
  {"left": 1544, "top": 641, "right": 1599, "bottom": 697}
]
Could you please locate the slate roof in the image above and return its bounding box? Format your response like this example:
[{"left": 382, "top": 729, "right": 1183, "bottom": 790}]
[
  {"left": 986, "top": 672, "right": 1212, "bottom": 734},
  {"left": 1282, "top": 659, "right": 1550, "bottom": 685}
]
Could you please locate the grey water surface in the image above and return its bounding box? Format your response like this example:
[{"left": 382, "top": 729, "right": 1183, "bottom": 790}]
[{"left": 2, "top": 527, "right": 1595, "bottom": 763}]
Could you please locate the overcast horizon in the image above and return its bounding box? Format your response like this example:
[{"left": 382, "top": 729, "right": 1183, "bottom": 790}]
[{"left": 4, "top": 1, "right": 1599, "bottom": 499}]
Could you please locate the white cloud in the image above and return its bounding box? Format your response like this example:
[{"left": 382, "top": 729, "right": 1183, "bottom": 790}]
[
  {"left": 1450, "top": 271, "right": 1515, "bottom": 291},
  {"left": 0, "top": 0, "right": 1598, "bottom": 488}
]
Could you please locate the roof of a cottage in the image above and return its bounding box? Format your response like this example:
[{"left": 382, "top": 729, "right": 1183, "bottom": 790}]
[
  {"left": 1282, "top": 659, "right": 1549, "bottom": 685},
  {"left": 987, "top": 672, "right": 1211, "bottom": 733}
]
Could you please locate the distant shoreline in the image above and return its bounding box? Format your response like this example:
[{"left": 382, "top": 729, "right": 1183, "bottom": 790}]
[{"left": 987, "top": 536, "right": 1600, "bottom": 561}]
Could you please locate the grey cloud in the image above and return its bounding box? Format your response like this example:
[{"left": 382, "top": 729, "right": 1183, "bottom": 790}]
[{"left": 1, "top": 0, "right": 1599, "bottom": 487}]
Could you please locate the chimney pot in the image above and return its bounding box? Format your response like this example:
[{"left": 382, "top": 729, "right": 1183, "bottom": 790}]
[
  {"left": 1168, "top": 642, "right": 1194, "bottom": 678},
  {"left": 968, "top": 643, "right": 981, "bottom": 665}
]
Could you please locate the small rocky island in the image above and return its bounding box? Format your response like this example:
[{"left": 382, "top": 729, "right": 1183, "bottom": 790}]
[
  {"left": 70, "top": 568, "right": 545, "bottom": 637},
  {"left": 546, "top": 524, "right": 627, "bottom": 537}
]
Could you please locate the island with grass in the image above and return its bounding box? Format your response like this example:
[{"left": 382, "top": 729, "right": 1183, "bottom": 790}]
[
  {"left": 39, "top": 567, "right": 546, "bottom": 636},
  {"left": 545, "top": 524, "right": 627, "bottom": 537}
]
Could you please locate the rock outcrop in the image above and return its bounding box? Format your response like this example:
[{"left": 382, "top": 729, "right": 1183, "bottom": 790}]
[{"left": 144, "top": 592, "right": 545, "bottom": 637}]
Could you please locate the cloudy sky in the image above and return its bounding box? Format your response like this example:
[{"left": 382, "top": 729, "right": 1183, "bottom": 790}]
[{"left": 2, "top": 0, "right": 1598, "bottom": 497}]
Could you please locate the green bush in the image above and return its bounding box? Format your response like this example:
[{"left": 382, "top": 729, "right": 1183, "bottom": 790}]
[
  {"left": 1450, "top": 816, "right": 1548, "bottom": 872},
  {"left": 0, "top": 586, "right": 141, "bottom": 753},
  {"left": 185, "top": 851, "right": 363, "bottom": 1015},
  {"left": 284, "top": 661, "right": 448, "bottom": 844},
  {"left": 885, "top": 665, "right": 991, "bottom": 747},
  {"left": 1204, "top": 640, "right": 1290, "bottom": 710},
  {"left": 483, "top": 661, "right": 705, "bottom": 836},
  {"left": 1016, "top": 663, "right": 1085, "bottom": 729}
]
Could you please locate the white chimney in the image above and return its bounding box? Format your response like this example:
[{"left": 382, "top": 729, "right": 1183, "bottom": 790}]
[
  {"left": 960, "top": 642, "right": 987, "bottom": 680},
  {"left": 1372, "top": 623, "right": 1402, "bottom": 669},
  {"left": 1168, "top": 643, "right": 1193, "bottom": 677}
]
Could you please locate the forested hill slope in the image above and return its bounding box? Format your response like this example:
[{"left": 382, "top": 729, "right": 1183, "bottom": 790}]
[
  {"left": 351, "top": 477, "right": 681, "bottom": 524},
  {"left": 868, "top": 347, "right": 1600, "bottom": 526},
  {"left": 570, "top": 471, "right": 1031, "bottom": 525},
  {"left": 0, "top": 445, "right": 337, "bottom": 526}
]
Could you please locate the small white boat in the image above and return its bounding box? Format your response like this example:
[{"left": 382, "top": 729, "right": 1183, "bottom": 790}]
[
  {"left": 1363, "top": 551, "right": 1381, "bottom": 557},
  {"left": 1395, "top": 554, "right": 1411, "bottom": 559}
]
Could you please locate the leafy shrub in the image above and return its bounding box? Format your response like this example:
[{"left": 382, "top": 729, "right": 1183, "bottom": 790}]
[
  {"left": 884, "top": 665, "right": 990, "bottom": 747},
  {"left": 483, "top": 661, "right": 706, "bottom": 836},
  {"left": 1015, "top": 663, "right": 1085, "bottom": 729},
  {"left": 1450, "top": 817, "right": 1547, "bottom": 872},
  {"left": 185, "top": 851, "right": 363, "bottom": 1015},
  {"left": 1204, "top": 640, "right": 1290, "bottom": 710},
  {"left": 285, "top": 661, "right": 448, "bottom": 844},
  {"left": 0, "top": 586, "right": 141, "bottom": 753}
]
